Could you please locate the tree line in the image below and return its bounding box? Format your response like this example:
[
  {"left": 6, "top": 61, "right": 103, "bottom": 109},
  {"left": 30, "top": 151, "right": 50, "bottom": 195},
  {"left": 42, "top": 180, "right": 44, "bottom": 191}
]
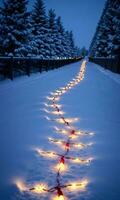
[
  {"left": 0, "top": 0, "right": 83, "bottom": 58},
  {"left": 89, "top": 0, "right": 120, "bottom": 58}
]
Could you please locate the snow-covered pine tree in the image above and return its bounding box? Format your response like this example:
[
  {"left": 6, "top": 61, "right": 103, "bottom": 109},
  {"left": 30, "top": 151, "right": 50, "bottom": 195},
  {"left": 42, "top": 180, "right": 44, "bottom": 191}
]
[
  {"left": 68, "top": 31, "right": 76, "bottom": 57},
  {"left": 30, "top": 0, "right": 50, "bottom": 58},
  {"left": 89, "top": 0, "right": 120, "bottom": 58},
  {"left": 0, "top": 7, "right": 3, "bottom": 56},
  {"left": 48, "top": 9, "right": 61, "bottom": 58},
  {"left": 110, "top": 0, "right": 120, "bottom": 58},
  {"left": 73, "top": 46, "right": 81, "bottom": 58},
  {"left": 0, "top": 0, "right": 29, "bottom": 56},
  {"left": 56, "top": 16, "right": 65, "bottom": 58},
  {"left": 80, "top": 46, "right": 88, "bottom": 57},
  {"left": 89, "top": 0, "right": 110, "bottom": 57},
  {"left": 63, "top": 30, "right": 77, "bottom": 58},
  {"left": 63, "top": 30, "right": 71, "bottom": 58},
  {"left": 97, "top": 0, "right": 116, "bottom": 57}
]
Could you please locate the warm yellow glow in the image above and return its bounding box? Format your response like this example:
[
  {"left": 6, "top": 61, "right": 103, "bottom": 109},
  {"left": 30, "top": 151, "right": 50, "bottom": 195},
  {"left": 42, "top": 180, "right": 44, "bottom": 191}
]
[
  {"left": 46, "top": 96, "right": 60, "bottom": 101},
  {"left": 50, "top": 91, "right": 63, "bottom": 96},
  {"left": 51, "top": 111, "right": 65, "bottom": 115},
  {"left": 14, "top": 179, "right": 27, "bottom": 192},
  {"left": 44, "top": 109, "right": 64, "bottom": 115},
  {"left": 73, "top": 142, "right": 93, "bottom": 149},
  {"left": 54, "top": 126, "right": 68, "bottom": 135},
  {"left": 34, "top": 148, "right": 57, "bottom": 159},
  {"left": 31, "top": 183, "right": 48, "bottom": 194},
  {"left": 65, "top": 118, "right": 79, "bottom": 123},
  {"left": 15, "top": 59, "right": 90, "bottom": 200},
  {"left": 56, "top": 118, "right": 79, "bottom": 124},
  {"left": 56, "top": 118, "right": 65, "bottom": 124},
  {"left": 48, "top": 137, "right": 63, "bottom": 145},
  {"left": 67, "top": 179, "right": 89, "bottom": 191},
  {"left": 69, "top": 134, "right": 78, "bottom": 139},
  {"left": 54, "top": 162, "right": 68, "bottom": 172},
  {"left": 44, "top": 103, "right": 62, "bottom": 108},
  {"left": 75, "top": 130, "right": 94, "bottom": 136},
  {"left": 46, "top": 96, "right": 54, "bottom": 101},
  {"left": 75, "top": 130, "right": 85, "bottom": 135},
  {"left": 73, "top": 143, "right": 86, "bottom": 149},
  {"left": 71, "top": 157, "right": 93, "bottom": 164},
  {"left": 52, "top": 195, "right": 65, "bottom": 200},
  {"left": 60, "top": 87, "right": 66, "bottom": 90}
]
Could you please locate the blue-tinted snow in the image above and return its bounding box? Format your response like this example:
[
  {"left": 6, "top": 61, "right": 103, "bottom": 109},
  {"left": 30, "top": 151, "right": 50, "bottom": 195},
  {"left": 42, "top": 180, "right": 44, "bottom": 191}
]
[{"left": 0, "top": 61, "right": 120, "bottom": 200}]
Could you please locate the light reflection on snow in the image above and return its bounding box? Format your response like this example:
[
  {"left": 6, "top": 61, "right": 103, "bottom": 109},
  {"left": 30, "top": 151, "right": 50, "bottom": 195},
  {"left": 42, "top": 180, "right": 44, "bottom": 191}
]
[{"left": 15, "top": 60, "right": 94, "bottom": 200}]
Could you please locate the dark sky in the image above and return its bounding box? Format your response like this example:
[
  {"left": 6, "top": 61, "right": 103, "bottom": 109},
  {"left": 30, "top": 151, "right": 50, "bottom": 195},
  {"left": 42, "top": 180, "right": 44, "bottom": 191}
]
[
  {"left": 0, "top": 0, "right": 106, "bottom": 49},
  {"left": 31, "top": 0, "right": 106, "bottom": 49}
]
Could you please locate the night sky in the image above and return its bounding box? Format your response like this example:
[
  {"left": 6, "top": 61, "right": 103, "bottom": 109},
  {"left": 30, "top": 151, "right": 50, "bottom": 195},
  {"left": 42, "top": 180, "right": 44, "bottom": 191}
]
[
  {"left": 0, "top": 0, "right": 106, "bottom": 49},
  {"left": 31, "top": 0, "right": 106, "bottom": 49}
]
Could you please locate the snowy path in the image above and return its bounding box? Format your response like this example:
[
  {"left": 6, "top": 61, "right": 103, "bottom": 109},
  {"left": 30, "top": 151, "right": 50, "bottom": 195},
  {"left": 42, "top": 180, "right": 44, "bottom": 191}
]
[{"left": 0, "top": 61, "right": 120, "bottom": 200}]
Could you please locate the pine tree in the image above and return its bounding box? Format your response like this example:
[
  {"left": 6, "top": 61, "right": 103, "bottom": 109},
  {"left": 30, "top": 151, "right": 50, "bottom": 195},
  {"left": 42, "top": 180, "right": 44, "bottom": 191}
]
[
  {"left": 56, "top": 16, "right": 65, "bottom": 58},
  {"left": 111, "top": 0, "right": 120, "bottom": 58},
  {"left": 0, "top": 0, "right": 29, "bottom": 56},
  {"left": 30, "top": 0, "right": 50, "bottom": 58},
  {"left": 64, "top": 31, "right": 71, "bottom": 58},
  {"left": 89, "top": 0, "right": 109, "bottom": 57},
  {"left": 48, "top": 9, "right": 58, "bottom": 58},
  {"left": 89, "top": 0, "right": 120, "bottom": 58},
  {"left": 68, "top": 31, "right": 76, "bottom": 57},
  {"left": 0, "top": 7, "right": 3, "bottom": 55},
  {"left": 80, "top": 46, "right": 88, "bottom": 57}
]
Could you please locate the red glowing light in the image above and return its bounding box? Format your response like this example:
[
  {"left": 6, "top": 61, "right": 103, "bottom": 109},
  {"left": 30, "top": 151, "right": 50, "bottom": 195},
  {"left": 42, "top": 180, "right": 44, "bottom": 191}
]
[
  {"left": 60, "top": 156, "right": 65, "bottom": 164},
  {"left": 15, "top": 60, "right": 93, "bottom": 200}
]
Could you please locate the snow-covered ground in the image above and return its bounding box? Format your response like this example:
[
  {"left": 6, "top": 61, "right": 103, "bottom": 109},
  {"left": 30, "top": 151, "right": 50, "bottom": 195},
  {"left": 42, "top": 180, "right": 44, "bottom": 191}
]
[{"left": 0, "top": 61, "right": 120, "bottom": 200}]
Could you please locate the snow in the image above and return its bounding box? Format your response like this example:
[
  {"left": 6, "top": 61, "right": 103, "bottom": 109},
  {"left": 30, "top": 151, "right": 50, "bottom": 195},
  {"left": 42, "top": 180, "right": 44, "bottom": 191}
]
[
  {"left": 95, "top": 63, "right": 120, "bottom": 85},
  {"left": 0, "top": 60, "right": 120, "bottom": 200}
]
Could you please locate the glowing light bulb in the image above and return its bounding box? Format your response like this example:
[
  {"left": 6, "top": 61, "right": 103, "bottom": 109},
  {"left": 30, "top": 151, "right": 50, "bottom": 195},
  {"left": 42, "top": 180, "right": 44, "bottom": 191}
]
[
  {"left": 48, "top": 137, "right": 63, "bottom": 145},
  {"left": 67, "top": 179, "right": 89, "bottom": 191},
  {"left": 46, "top": 96, "right": 54, "bottom": 100},
  {"left": 53, "top": 194, "right": 65, "bottom": 200},
  {"left": 54, "top": 163, "right": 67, "bottom": 172},
  {"left": 56, "top": 118, "right": 66, "bottom": 124},
  {"left": 59, "top": 195, "right": 65, "bottom": 200},
  {"left": 59, "top": 162, "right": 65, "bottom": 171},
  {"left": 46, "top": 96, "right": 60, "bottom": 101},
  {"left": 72, "top": 157, "right": 93, "bottom": 164},
  {"left": 52, "top": 111, "right": 65, "bottom": 115},
  {"left": 30, "top": 183, "right": 48, "bottom": 194},
  {"left": 66, "top": 118, "right": 79, "bottom": 123},
  {"left": 34, "top": 148, "right": 57, "bottom": 159},
  {"left": 73, "top": 143, "right": 85, "bottom": 149},
  {"left": 54, "top": 156, "right": 68, "bottom": 172}
]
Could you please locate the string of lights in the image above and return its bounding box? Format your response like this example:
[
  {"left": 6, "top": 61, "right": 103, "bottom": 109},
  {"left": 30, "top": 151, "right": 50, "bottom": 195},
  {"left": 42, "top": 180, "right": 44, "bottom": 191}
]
[{"left": 15, "top": 60, "right": 94, "bottom": 200}]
